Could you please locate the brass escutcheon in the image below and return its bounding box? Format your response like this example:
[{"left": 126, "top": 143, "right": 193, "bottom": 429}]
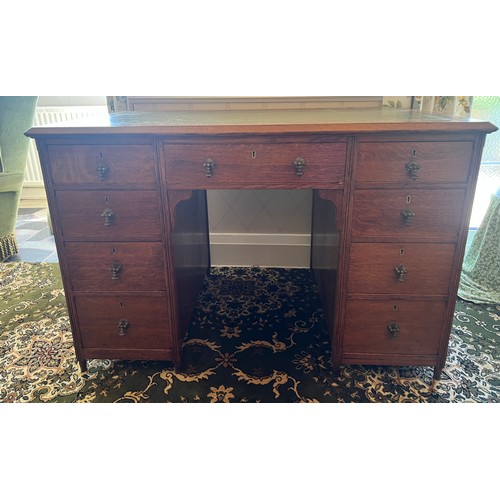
[
  {"left": 387, "top": 322, "right": 400, "bottom": 339},
  {"left": 405, "top": 159, "right": 420, "bottom": 180},
  {"left": 400, "top": 209, "right": 415, "bottom": 226},
  {"left": 117, "top": 318, "right": 129, "bottom": 336},
  {"left": 294, "top": 157, "right": 306, "bottom": 176},
  {"left": 203, "top": 158, "right": 216, "bottom": 177},
  {"left": 96, "top": 160, "right": 110, "bottom": 181},
  {"left": 101, "top": 208, "right": 114, "bottom": 226},
  {"left": 109, "top": 261, "right": 122, "bottom": 279},
  {"left": 394, "top": 264, "right": 407, "bottom": 282}
]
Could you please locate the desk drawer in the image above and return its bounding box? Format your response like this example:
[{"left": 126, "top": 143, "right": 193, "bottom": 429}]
[
  {"left": 65, "top": 242, "right": 166, "bottom": 291},
  {"left": 355, "top": 141, "right": 473, "bottom": 184},
  {"left": 351, "top": 188, "right": 465, "bottom": 239},
  {"left": 343, "top": 299, "right": 445, "bottom": 356},
  {"left": 47, "top": 144, "right": 158, "bottom": 187},
  {"left": 55, "top": 190, "right": 162, "bottom": 240},
  {"left": 347, "top": 242, "right": 455, "bottom": 295},
  {"left": 163, "top": 142, "right": 347, "bottom": 187},
  {"left": 76, "top": 295, "right": 172, "bottom": 350}
]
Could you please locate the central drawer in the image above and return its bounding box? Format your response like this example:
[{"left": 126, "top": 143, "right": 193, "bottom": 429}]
[{"left": 163, "top": 142, "right": 347, "bottom": 187}]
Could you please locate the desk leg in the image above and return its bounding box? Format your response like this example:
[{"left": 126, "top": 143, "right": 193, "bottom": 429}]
[{"left": 432, "top": 365, "right": 443, "bottom": 381}]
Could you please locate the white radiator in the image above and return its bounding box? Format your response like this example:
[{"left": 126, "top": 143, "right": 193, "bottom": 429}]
[{"left": 25, "top": 106, "right": 109, "bottom": 185}]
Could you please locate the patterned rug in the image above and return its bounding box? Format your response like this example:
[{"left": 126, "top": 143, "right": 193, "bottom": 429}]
[{"left": 0, "top": 262, "right": 499, "bottom": 403}]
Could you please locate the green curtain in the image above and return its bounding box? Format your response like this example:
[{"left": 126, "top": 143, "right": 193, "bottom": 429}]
[{"left": 458, "top": 188, "right": 500, "bottom": 304}]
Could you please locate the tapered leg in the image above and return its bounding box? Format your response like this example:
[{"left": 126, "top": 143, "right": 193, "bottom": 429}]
[
  {"left": 433, "top": 366, "right": 442, "bottom": 381},
  {"left": 431, "top": 365, "right": 444, "bottom": 391}
]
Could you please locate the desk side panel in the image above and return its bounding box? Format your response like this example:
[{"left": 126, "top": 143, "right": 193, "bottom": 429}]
[{"left": 166, "top": 190, "right": 211, "bottom": 347}]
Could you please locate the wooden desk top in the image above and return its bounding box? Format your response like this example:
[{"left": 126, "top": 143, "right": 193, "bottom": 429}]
[{"left": 26, "top": 108, "right": 498, "bottom": 137}]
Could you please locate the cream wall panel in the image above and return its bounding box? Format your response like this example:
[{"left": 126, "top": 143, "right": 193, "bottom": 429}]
[{"left": 126, "top": 96, "right": 383, "bottom": 111}]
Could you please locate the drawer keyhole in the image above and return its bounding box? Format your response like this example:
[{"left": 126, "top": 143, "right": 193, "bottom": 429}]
[{"left": 251, "top": 150, "right": 257, "bottom": 159}]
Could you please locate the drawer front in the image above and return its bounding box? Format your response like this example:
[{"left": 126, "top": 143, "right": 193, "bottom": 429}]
[
  {"left": 163, "top": 142, "right": 347, "bottom": 187},
  {"left": 343, "top": 299, "right": 445, "bottom": 355},
  {"left": 75, "top": 295, "right": 172, "bottom": 350},
  {"left": 55, "top": 190, "right": 162, "bottom": 240},
  {"left": 65, "top": 242, "right": 166, "bottom": 291},
  {"left": 347, "top": 242, "right": 455, "bottom": 295},
  {"left": 47, "top": 144, "right": 158, "bottom": 187},
  {"left": 351, "top": 189, "right": 465, "bottom": 239},
  {"left": 355, "top": 141, "right": 473, "bottom": 184}
]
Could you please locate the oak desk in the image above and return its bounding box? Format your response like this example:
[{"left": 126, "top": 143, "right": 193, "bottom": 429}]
[{"left": 26, "top": 108, "right": 497, "bottom": 381}]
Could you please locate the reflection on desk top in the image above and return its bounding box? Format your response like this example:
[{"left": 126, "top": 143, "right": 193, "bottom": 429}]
[{"left": 25, "top": 107, "right": 499, "bottom": 137}]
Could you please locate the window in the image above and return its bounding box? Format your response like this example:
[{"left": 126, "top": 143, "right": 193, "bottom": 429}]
[
  {"left": 472, "top": 96, "right": 500, "bottom": 164},
  {"left": 469, "top": 96, "right": 500, "bottom": 227}
]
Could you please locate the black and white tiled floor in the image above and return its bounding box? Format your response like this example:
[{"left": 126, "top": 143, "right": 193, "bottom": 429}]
[{"left": 5, "top": 208, "right": 58, "bottom": 263}]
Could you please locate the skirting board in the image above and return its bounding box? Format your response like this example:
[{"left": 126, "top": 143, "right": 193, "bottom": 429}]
[
  {"left": 19, "top": 184, "right": 48, "bottom": 208},
  {"left": 210, "top": 233, "right": 311, "bottom": 268}
]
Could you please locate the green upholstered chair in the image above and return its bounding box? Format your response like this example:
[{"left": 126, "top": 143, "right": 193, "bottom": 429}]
[{"left": 0, "top": 96, "right": 38, "bottom": 261}]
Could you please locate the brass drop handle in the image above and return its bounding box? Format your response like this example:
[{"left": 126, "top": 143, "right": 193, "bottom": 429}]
[
  {"left": 400, "top": 209, "right": 415, "bottom": 226},
  {"left": 405, "top": 159, "right": 420, "bottom": 180},
  {"left": 117, "top": 318, "right": 129, "bottom": 336},
  {"left": 101, "top": 208, "right": 115, "bottom": 226},
  {"left": 203, "top": 158, "right": 216, "bottom": 177},
  {"left": 394, "top": 264, "right": 407, "bottom": 282},
  {"left": 109, "top": 261, "right": 122, "bottom": 279},
  {"left": 294, "top": 157, "right": 306, "bottom": 177},
  {"left": 96, "top": 159, "right": 110, "bottom": 181},
  {"left": 387, "top": 322, "right": 400, "bottom": 339}
]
